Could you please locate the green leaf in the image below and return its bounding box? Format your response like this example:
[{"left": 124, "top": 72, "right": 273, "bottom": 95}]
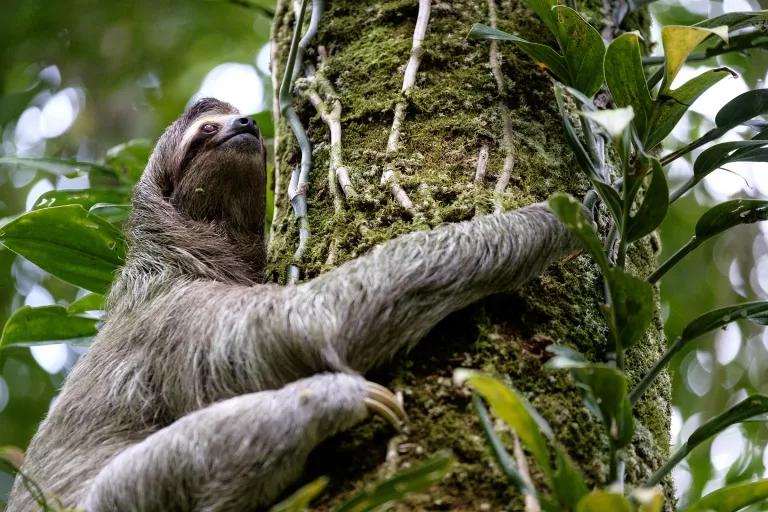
[
  {"left": 576, "top": 491, "right": 633, "bottom": 512},
  {"left": 715, "top": 89, "right": 768, "bottom": 131},
  {"left": 554, "top": 88, "right": 600, "bottom": 181},
  {"left": 581, "top": 107, "right": 635, "bottom": 140},
  {"left": 33, "top": 189, "right": 131, "bottom": 211},
  {"left": 695, "top": 199, "right": 768, "bottom": 241},
  {"left": 685, "top": 479, "right": 768, "bottom": 512},
  {"left": 690, "top": 139, "right": 768, "bottom": 188},
  {"left": 547, "top": 354, "right": 634, "bottom": 447},
  {"left": 647, "top": 395, "right": 768, "bottom": 486},
  {"left": 0, "top": 205, "right": 126, "bottom": 294},
  {"left": 520, "top": 0, "right": 559, "bottom": 39},
  {"left": 67, "top": 293, "right": 105, "bottom": 314},
  {"left": 605, "top": 33, "right": 653, "bottom": 140},
  {"left": 646, "top": 67, "right": 733, "bottom": 150},
  {"left": 0, "top": 305, "right": 98, "bottom": 349},
  {"left": 626, "top": 160, "right": 669, "bottom": 242},
  {"left": 269, "top": 477, "right": 328, "bottom": 512},
  {"left": 660, "top": 25, "right": 728, "bottom": 94},
  {"left": 548, "top": 192, "right": 610, "bottom": 273},
  {"left": 335, "top": 451, "right": 453, "bottom": 512},
  {"left": 695, "top": 10, "right": 768, "bottom": 31},
  {"left": 472, "top": 395, "right": 534, "bottom": 495},
  {"left": 604, "top": 268, "right": 654, "bottom": 350},
  {"left": 552, "top": 445, "right": 588, "bottom": 507},
  {"left": 681, "top": 301, "right": 768, "bottom": 344},
  {"left": 105, "top": 139, "right": 152, "bottom": 185},
  {"left": 554, "top": 6, "right": 606, "bottom": 97},
  {"left": 468, "top": 24, "right": 569, "bottom": 82},
  {"left": 253, "top": 110, "right": 275, "bottom": 139},
  {"left": 454, "top": 370, "right": 553, "bottom": 476},
  {"left": 0, "top": 157, "right": 116, "bottom": 179}
]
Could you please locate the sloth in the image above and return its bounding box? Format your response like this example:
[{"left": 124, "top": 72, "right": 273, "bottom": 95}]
[{"left": 8, "top": 98, "right": 578, "bottom": 511}]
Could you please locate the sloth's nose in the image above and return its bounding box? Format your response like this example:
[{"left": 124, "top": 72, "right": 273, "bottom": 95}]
[{"left": 229, "top": 116, "right": 259, "bottom": 137}]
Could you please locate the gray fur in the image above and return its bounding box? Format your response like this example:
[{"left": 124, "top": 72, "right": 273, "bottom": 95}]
[{"left": 7, "top": 98, "right": 578, "bottom": 511}]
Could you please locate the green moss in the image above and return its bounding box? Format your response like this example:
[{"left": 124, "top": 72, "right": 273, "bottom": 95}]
[{"left": 270, "top": 0, "right": 668, "bottom": 509}]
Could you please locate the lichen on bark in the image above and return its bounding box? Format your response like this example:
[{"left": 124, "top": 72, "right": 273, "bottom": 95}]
[{"left": 269, "top": 0, "right": 672, "bottom": 509}]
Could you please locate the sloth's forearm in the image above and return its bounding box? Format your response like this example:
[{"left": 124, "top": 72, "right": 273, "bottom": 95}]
[{"left": 293, "top": 203, "right": 578, "bottom": 372}]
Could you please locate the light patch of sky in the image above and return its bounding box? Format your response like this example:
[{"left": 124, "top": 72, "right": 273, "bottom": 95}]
[
  {"left": 13, "top": 87, "right": 81, "bottom": 156},
  {"left": 24, "top": 284, "right": 69, "bottom": 375},
  {"left": 256, "top": 44, "right": 271, "bottom": 76},
  {"left": 714, "top": 323, "right": 742, "bottom": 365},
  {"left": 672, "top": 464, "right": 692, "bottom": 501},
  {"left": 190, "top": 63, "right": 264, "bottom": 115},
  {"left": 752, "top": 254, "right": 768, "bottom": 297},
  {"left": 710, "top": 426, "right": 746, "bottom": 471}
]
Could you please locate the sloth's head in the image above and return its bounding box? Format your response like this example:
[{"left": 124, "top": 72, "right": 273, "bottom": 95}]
[{"left": 141, "top": 97, "right": 267, "bottom": 235}]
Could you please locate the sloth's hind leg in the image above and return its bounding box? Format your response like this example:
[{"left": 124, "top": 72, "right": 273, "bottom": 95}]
[{"left": 82, "top": 373, "right": 399, "bottom": 512}]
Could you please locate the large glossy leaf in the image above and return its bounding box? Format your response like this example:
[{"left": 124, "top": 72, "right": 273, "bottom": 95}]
[
  {"left": 554, "top": 6, "right": 605, "bottom": 97},
  {"left": 627, "top": 160, "right": 668, "bottom": 242},
  {"left": 335, "top": 451, "right": 453, "bottom": 512},
  {"left": 576, "top": 491, "right": 633, "bottom": 512},
  {"left": 646, "top": 67, "right": 733, "bottom": 150},
  {"left": 547, "top": 350, "right": 634, "bottom": 447},
  {"left": 0, "top": 305, "right": 98, "bottom": 349},
  {"left": 685, "top": 479, "right": 768, "bottom": 512},
  {"left": 691, "top": 139, "right": 768, "bottom": 186},
  {"left": 0, "top": 157, "right": 116, "bottom": 179},
  {"left": 67, "top": 293, "right": 105, "bottom": 314},
  {"left": 33, "top": 189, "right": 131, "bottom": 211},
  {"left": 0, "top": 205, "right": 126, "bottom": 294},
  {"left": 681, "top": 301, "right": 768, "bottom": 343},
  {"left": 269, "top": 477, "right": 328, "bottom": 512},
  {"left": 659, "top": 25, "right": 728, "bottom": 94},
  {"left": 468, "top": 24, "right": 569, "bottom": 82},
  {"left": 548, "top": 192, "right": 610, "bottom": 273},
  {"left": 647, "top": 395, "right": 768, "bottom": 486},
  {"left": 695, "top": 199, "right": 768, "bottom": 240},
  {"left": 716, "top": 89, "right": 768, "bottom": 130},
  {"left": 605, "top": 268, "right": 654, "bottom": 350},
  {"left": 521, "top": 0, "right": 559, "bottom": 38},
  {"left": 105, "top": 139, "right": 152, "bottom": 185},
  {"left": 454, "top": 370, "right": 553, "bottom": 476},
  {"left": 605, "top": 33, "right": 652, "bottom": 140}
]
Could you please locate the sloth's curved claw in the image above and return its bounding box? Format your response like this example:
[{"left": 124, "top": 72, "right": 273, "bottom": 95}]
[{"left": 364, "top": 381, "right": 406, "bottom": 432}]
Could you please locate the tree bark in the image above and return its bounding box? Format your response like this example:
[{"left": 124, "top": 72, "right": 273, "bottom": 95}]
[{"left": 269, "top": 1, "right": 671, "bottom": 509}]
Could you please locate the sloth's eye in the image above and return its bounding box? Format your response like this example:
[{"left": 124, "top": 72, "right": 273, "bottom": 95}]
[{"left": 201, "top": 123, "right": 218, "bottom": 134}]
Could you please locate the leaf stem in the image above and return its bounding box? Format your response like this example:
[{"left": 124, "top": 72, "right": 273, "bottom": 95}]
[
  {"left": 668, "top": 177, "right": 695, "bottom": 204},
  {"left": 647, "top": 236, "right": 702, "bottom": 284},
  {"left": 629, "top": 337, "right": 683, "bottom": 405},
  {"left": 645, "top": 444, "right": 688, "bottom": 487}
]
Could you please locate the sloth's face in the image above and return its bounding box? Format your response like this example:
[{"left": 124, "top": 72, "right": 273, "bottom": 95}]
[{"left": 169, "top": 110, "right": 267, "bottom": 234}]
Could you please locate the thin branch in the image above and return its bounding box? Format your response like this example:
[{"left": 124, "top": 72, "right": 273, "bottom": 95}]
[
  {"left": 292, "top": 0, "right": 324, "bottom": 81},
  {"left": 475, "top": 144, "right": 489, "bottom": 182},
  {"left": 381, "top": 0, "right": 431, "bottom": 212},
  {"left": 488, "top": 0, "right": 515, "bottom": 213},
  {"left": 279, "top": 0, "right": 312, "bottom": 283}
]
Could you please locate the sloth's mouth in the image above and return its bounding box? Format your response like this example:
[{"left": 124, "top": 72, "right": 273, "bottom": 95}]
[{"left": 218, "top": 132, "right": 261, "bottom": 150}]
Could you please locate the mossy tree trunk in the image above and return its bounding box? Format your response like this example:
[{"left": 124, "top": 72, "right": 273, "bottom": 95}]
[{"left": 269, "top": 1, "right": 672, "bottom": 509}]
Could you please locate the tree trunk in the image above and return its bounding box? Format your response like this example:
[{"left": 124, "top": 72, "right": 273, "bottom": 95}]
[{"left": 269, "top": 1, "right": 671, "bottom": 509}]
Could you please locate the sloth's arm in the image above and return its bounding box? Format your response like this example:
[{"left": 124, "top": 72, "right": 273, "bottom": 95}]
[
  {"left": 82, "top": 373, "right": 373, "bottom": 511},
  {"left": 152, "top": 203, "right": 577, "bottom": 405}
]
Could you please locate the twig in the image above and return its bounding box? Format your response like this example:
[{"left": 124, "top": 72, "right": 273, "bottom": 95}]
[
  {"left": 292, "top": 0, "right": 324, "bottom": 81},
  {"left": 279, "top": 0, "right": 313, "bottom": 283},
  {"left": 381, "top": 0, "right": 431, "bottom": 212},
  {"left": 475, "top": 144, "right": 489, "bottom": 182},
  {"left": 488, "top": 0, "right": 515, "bottom": 213}
]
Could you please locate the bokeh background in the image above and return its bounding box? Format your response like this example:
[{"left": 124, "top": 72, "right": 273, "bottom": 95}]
[{"left": 0, "top": 0, "right": 766, "bottom": 508}]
